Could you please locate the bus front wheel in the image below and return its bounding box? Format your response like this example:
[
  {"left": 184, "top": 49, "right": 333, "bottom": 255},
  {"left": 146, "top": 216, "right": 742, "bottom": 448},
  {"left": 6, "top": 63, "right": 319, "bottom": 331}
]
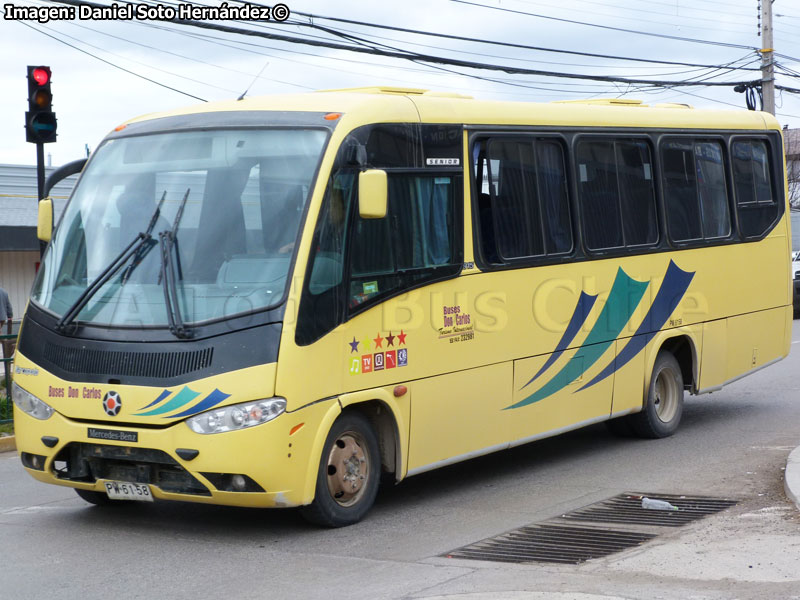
[
  {"left": 628, "top": 351, "right": 684, "bottom": 439},
  {"left": 74, "top": 488, "right": 114, "bottom": 506},
  {"left": 300, "top": 412, "right": 380, "bottom": 527}
]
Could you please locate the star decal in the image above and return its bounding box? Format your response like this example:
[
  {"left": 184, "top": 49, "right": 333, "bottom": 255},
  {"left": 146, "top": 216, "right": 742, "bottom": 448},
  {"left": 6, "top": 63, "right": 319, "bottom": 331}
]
[
  {"left": 349, "top": 337, "right": 359, "bottom": 353},
  {"left": 386, "top": 331, "right": 395, "bottom": 347},
  {"left": 397, "top": 330, "right": 407, "bottom": 345},
  {"left": 373, "top": 333, "right": 384, "bottom": 348},
  {"left": 361, "top": 337, "right": 372, "bottom": 352}
]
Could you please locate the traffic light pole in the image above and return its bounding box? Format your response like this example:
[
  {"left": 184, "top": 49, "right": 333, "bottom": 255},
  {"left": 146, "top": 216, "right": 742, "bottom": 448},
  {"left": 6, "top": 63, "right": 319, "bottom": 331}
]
[
  {"left": 36, "top": 142, "right": 47, "bottom": 257},
  {"left": 36, "top": 142, "right": 45, "bottom": 201}
]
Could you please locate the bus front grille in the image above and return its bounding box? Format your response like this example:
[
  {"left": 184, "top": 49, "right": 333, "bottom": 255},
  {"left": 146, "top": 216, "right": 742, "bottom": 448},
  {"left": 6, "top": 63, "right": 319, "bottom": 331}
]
[
  {"left": 42, "top": 344, "right": 214, "bottom": 380},
  {"left": 52, "top": 442, "right": 211, "bottom": 496}
]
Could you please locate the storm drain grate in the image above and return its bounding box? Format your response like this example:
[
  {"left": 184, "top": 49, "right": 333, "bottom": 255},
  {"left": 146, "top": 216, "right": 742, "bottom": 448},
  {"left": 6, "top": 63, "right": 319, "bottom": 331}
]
[
  {"left": 445, "top": 524, "right": 656, "bottom": 565},
  {"left": 444, "top": 493, "right": 738, "bottom": 565},
  {"left": 560, "top": 493, "right": 739, "bottom": 528}
]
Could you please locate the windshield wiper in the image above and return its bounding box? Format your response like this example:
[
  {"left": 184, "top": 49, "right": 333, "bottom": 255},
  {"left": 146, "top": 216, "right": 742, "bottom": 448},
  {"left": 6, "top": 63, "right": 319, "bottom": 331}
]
[
  {"left": 55, "top": 193, "right": 167, "bottom": 334},
  {"left": 159, "top": 188, "right": 192, "bottom": 339},
  {"left": 121, "top": 191, "right": 166, "bottom": 285}
]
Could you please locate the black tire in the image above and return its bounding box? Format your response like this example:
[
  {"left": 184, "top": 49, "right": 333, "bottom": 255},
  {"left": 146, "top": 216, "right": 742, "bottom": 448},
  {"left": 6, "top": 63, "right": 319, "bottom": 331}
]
[
  {"left": 300, "top": 412, "right": 380, "bottom": 527},
  {"left": 628, "top": 351, "right": 684, "bottom": 439},
  {"left": 74, "top": 488, "right": 113, "bottom": 506}
]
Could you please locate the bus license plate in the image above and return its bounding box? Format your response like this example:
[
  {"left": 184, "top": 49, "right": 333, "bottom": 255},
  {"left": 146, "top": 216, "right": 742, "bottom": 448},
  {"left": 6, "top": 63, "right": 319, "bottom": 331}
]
[{"left": 103, "top": 481, "right": 154, "bottom": 502}]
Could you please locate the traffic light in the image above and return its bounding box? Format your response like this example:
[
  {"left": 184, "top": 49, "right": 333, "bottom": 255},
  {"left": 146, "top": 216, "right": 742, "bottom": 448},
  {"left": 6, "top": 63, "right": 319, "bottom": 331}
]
[{"left": 26, "top": 66, "right": 57, "bottom": 144}]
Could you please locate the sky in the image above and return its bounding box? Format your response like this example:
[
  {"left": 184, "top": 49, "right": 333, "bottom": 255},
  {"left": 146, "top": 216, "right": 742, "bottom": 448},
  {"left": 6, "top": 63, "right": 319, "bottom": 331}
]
[{"left": 2, "top": 0, "right": 800, "bottom": 167}]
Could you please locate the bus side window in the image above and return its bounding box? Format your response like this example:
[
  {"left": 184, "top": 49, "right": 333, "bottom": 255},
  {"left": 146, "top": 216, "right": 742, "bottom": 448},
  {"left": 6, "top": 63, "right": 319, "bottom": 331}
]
[
  {"left": 576, "top": 140, "right": 624, "bottom": 250},
  {"left": 663, "top": 139, "right": 731, "bottom": 243},
  {"left": 695, "top": 142, "right": 730, "bottom": 239},
  {"left": 347, "top": 173, "right": 461, "bottom": 313},
  {"left": 577, "top": 138, "right": 656, "bottom": 251},
  {"left": 476, "top": 137, "right": 572, "bottom": 264},
  {"left": 308, "top": 177, "right": 354, "bottom": 295},
  {"left": 663, "top": 141, "right": 703, "bottom": 242},
  {"left": 732, "top": 139, "right": 780, "bottom": 238},
  {"left": 296, "top": 176, "right": 355, "bottom": 346}
]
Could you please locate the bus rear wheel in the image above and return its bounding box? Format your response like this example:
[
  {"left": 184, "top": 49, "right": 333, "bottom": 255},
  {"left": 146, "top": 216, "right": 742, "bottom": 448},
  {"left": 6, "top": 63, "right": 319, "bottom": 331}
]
[
  {"left": 300, "top": 412, "right": 380, "bottom": 527},
  {"left": 628, "top": 351, "right": 684, "bottom": 439}
]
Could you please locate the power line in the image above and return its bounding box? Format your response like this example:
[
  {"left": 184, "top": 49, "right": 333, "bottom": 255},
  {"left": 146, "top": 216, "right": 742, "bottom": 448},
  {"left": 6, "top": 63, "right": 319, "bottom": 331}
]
[
  {"left": 3, "top": 7, "right": 207, "bottom": 101},
  {"left": 282, "top": 6, "right": 762, "bottom": 71},
  {"left": 140, "top": 18, "right": 625, "bottom": 95},
  {"left": 449, "top": 0, "right": 758, "bottom": 50},
  {"left": 40, "top": 0, "right": 761, "bottom": 90},
  {"left": 508, "top": 0, "right": 756, "bottom": 32},
  {"left": 61, "top": 18, "right": 314, "bottom": 89},
  {"left": 33, "top": 19, "right": 239, "bottom": 94},
  {"left": 56, "top": 0, "right": 768, "bottom": 91}
]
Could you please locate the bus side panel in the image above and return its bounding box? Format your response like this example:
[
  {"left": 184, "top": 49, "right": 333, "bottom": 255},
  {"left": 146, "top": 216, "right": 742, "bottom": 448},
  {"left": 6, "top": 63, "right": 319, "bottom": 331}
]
[
  {"left": 511, "top": 345, "right": 614, "bottom": 439},
  {"left": 406, "top": 362, "right": 512, "bottom": 473},
  {"left": 725, "top": 306, "right": 788, "bottom": 381},
  {"left": 699, "top": 319, "right": 727, "bottom": 392},
  {"left": 610, "top": 336, "right": 647, "bottom": 416}
]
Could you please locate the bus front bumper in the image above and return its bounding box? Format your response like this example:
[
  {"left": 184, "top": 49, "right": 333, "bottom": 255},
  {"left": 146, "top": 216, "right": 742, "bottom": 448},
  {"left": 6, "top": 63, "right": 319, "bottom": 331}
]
[{"left": 13, "top": 404, "right": 327, "bottom": 508}]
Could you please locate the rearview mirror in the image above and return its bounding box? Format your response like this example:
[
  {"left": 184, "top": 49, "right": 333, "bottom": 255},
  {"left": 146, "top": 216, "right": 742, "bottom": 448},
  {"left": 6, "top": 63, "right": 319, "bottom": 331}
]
[
  {"left": 37, "top": 198, "right": 54, "bottom": 242},
  {"left": 358, "top": 170, "right": 387, "bottom": 219}
]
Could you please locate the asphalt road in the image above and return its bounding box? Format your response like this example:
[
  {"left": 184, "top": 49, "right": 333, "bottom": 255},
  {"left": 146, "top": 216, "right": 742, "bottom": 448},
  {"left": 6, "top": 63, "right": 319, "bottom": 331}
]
[{"left": 1, "top": 321, "right": 799, "bottom": 600}]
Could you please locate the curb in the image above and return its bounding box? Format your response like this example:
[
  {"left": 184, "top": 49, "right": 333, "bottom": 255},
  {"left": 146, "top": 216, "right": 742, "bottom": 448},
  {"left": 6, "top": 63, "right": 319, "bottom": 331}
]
[
  {"left": 786, "top": 446, "right": 800, "bottom": 512},
  {"left": 0, "top": 435, "right": 16, "bottom": 453}
]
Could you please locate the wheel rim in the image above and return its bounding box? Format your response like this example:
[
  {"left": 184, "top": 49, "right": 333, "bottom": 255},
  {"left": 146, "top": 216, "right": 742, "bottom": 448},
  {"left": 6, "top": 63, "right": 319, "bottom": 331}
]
[
  {"left": 653, "top": 366, "right": 680, "bottom": 423},
  {"left": 325, "top": 430, "right": 370, "bottom": 507}
]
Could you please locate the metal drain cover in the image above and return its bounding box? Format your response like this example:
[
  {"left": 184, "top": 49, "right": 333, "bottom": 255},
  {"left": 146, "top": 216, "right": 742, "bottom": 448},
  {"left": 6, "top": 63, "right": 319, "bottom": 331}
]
[
  {"left": 446, "top": 524, "right": 656, "bottom": 564},
  {"left": 561, "top": 493, "right": 739, "bottom": 528},
  {"left": 445, "top": 492, "right": 738, "bottom": 565}
]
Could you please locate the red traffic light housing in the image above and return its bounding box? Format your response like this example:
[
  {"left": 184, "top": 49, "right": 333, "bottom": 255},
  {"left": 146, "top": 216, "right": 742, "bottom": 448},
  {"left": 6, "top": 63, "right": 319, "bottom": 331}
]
[{"left": 26, "top": 65, "right": 57, "bottom": 144}]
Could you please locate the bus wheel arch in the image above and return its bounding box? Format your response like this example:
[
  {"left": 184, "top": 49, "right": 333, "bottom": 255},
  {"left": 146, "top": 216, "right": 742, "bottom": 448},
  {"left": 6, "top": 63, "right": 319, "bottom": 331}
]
[
  {"left": 658, "top": 334, "right": 698, "bottom": 394},
  {"left": 630, "top": 335, "right": 697, "bottom": 438},
  {"left": 345, "top": 400, "right": 401, "bottom": 483}
]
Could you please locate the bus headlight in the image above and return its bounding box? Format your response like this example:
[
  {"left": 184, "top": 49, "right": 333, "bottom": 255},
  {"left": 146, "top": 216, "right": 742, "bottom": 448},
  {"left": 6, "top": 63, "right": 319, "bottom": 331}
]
[
  {"left": 186, "top": 397, "right": 286, "bottom": 434},
  {"left": 12, "top": 382, "right": 55, "bottom": 420}
]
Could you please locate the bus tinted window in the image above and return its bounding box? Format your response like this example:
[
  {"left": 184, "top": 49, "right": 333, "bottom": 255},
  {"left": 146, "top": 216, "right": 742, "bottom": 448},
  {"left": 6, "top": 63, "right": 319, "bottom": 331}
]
[
  {"left": 479, "top": 138, "right": 571, "bottom": 262},
  {"left": 663, "top": 140, "right": 730, "bottom": 242},
  {"left": 348, "top": 174, "right": 461, "bottom": 311},
  {"left": 733, "top": 140, "right": 779, "bottom": 238},
  {"left": 577, "top": 139, "right": 656, "bottom": 250},
  {"left": 617, "top": 141, "right": 658, "bottom": 246}
]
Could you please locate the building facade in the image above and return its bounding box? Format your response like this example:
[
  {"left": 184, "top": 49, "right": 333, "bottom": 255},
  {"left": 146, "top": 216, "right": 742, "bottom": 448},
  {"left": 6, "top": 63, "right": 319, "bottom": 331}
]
[{"left": 0, "top": 164, "right": 76, "bottom": 325}]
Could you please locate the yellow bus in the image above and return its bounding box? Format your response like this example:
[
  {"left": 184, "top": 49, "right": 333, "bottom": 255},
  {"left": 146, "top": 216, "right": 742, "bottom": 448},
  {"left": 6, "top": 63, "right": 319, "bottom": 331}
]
[{"left": 12, "top": 88, "right": 793, "bottom": 526}]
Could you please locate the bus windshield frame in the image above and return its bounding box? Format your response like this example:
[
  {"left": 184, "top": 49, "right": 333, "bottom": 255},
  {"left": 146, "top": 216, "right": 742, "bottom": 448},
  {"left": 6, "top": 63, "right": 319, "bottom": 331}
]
[{"left": 31, "top": 125, "right": 330, "bottom": 334}]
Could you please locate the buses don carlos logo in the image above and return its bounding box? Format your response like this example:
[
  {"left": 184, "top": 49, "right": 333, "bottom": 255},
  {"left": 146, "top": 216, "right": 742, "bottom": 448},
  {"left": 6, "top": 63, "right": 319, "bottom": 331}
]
[{"left": 103, "top": 391, "right": 122, "bottom": 416}]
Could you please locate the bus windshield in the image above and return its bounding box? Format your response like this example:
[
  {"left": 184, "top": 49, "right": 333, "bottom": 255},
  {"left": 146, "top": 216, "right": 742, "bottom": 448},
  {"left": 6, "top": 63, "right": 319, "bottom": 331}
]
[{"left": 32, "top": 127, "right": 328, "bottom": 330}]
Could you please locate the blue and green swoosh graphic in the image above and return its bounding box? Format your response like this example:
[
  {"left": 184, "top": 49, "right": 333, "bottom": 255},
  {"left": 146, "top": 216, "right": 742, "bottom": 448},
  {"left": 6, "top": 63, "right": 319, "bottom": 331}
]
[
  {"left": 135, "top": 387, "right": 231, "bottom": 419},
  {"left": 507, "top": 260, "right": 694, "bottom": 410}
]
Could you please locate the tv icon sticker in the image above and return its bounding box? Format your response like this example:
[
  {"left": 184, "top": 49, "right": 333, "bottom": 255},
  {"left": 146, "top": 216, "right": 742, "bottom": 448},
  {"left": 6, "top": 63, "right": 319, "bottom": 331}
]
[{"left": 361, "top": 355, "right": 373, "bottom": 374}]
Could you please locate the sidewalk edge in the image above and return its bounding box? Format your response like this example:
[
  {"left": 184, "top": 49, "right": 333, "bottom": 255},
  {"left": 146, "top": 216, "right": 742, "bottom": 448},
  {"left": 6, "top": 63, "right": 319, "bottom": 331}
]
[
  {"left": 0, "top": 435, "right": 16, "bottom": 453},
  {"left": 785, "top": 446, "right": 800, "bottom": 511}
]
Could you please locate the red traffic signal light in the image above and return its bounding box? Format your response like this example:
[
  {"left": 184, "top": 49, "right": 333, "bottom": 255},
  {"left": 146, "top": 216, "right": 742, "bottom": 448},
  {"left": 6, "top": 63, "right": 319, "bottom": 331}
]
[
  {"left": 26, "top": 65, "right": 57, "bottom": 144},
  {"left": 31, "top": 67, "right": 50, "bottom": 86}
]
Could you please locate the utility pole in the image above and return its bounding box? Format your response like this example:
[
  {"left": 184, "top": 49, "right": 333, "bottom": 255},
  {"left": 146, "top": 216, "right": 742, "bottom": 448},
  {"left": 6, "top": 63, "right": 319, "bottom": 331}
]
[{"left": 760, "top": 0, "right": 775, "bottom": 115}]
